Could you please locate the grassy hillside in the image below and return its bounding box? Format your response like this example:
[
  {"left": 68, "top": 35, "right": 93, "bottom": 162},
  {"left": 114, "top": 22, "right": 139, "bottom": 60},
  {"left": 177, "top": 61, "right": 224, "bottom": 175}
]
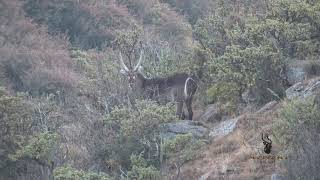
[{"left": 0, "top": 0, "right": 320, "bottom": 179}]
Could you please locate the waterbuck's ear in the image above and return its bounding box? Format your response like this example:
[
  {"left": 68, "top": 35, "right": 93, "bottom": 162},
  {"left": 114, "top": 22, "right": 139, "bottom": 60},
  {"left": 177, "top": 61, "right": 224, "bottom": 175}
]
[
  {"left": 137, "top": 66, "right": 144, "bottom": 72},
  {"left": 120, "top": 69, "right": 127, "bottom": 75}
]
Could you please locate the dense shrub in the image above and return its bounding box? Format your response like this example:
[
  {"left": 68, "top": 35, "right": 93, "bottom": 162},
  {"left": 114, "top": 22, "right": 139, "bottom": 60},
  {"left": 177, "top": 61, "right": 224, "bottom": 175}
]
[
  {"left": 0, "top": 88, "right": 65, "bottom": 180},
  {"left": 194, "top": 1, "right": 292, "bottom": 105},
  {"left": 127, "top": 154, "right": 161, "bottom": 180},
  {"left": 273, "top": 98, "right": 320, "bottom": 179},
  {"left": 22, "top": 0, "right": 136, "bottom": 50},
  {"left": 105, "top": 100, "right": 177, "bottom": 137},
  {"left": 206, "top": 82, "right": 239, "bottom": 105},
  {"left": 0, "top": 89, "right": 34, "bottom": 169},
  {"left": 164, "top": 133, "right": 205, "bottom": 165},
  {"left": 54, "top": 165, "right": 112, "bottom": 180},
  {"left": 104, "top": 100, "right": 177, "bottom": 174},
  {"left": 0, "top": 0, "right": 77, "bottom": 97},
  {"left": 9, "top": 132, "right": 59, "bottom": 163}
]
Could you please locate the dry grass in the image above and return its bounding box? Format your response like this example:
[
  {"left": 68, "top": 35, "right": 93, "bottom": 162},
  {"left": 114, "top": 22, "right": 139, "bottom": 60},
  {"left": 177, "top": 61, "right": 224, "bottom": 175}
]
[{"left": 171, "top": 102, "right": 284, "bottom": 179}]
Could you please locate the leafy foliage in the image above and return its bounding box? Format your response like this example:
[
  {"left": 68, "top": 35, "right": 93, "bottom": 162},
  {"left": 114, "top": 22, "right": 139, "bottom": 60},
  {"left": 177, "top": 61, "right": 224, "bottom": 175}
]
[
  {"left": 0, "top": 87, "right": 63, "bottom": 179},
  {"left": 274, "top": 97, "right": 320, "bottom": 179},
  {"left": 9, "top": 132, "right": 59, "bottom": 163},
  {"left": 206, "top": 82, "right": 239, "bottom": 104},
  {"left": 164, "top": 133, "right": 205, "bottom": 164},
  {"left": 104, "top": 100, "right": 177, "bottom": 173},
  {"left": 0, "top": 90, "right": 34, "bottom": 169},
  {"left": 2, "top": 0, "right": 320, "bottom": 179},
  {"left": 105, "top": 100, "right": 177, "bottom": 138},
  {"left": 54, "top": 165, "right": 112, "bottom": 180},
  {"left": 274, "top": 98, "right": 320, "bottom": 148},
  {"left": 127, "top": 155, "right": 161, "bottom": 180}
]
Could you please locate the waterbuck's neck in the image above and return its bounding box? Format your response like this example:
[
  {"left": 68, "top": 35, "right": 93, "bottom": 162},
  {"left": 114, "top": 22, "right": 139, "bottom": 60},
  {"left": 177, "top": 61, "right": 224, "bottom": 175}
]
[{"left": 136, "top": 72, "right": 160, "bottom": 89}]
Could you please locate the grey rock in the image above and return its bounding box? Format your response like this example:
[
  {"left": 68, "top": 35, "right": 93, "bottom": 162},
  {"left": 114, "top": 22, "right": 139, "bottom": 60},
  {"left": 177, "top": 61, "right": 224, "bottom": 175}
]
[
  {"left": 197, "top": 104, "right": 222, "bottom": 122},
  {"left": 199, "top": 169, "right": 214, "bottom": 180},
  {"left": 271, "top": 173, "right": 285, "bottom": 180},
  {"left": 285, "top": 82, "right": 304, "bottom": 99},
  {"left": 160, "top": 120, "right": 209, "bottom": 139},
  {"left": 286, "top": 78, "right": 320, "bottom": 99},
  {"left": 287, "top": 65, "right": 307, "bottom": 85},
  {"left": 209, "top": 117, "right": 238, "bottom": 139},
  {"left": 256, "top": 101, "right": 278, "bottom": 114}
]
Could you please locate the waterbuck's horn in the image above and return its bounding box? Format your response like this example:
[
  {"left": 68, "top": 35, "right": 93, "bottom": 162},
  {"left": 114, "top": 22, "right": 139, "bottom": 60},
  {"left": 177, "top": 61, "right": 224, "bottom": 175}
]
[
  {"left": 134, "top": 50, "right": 143, "bottom": 71},
  {"left": 119, "top": 52, "right": 129, "bottom": 72},
  {"left": 265, "top": 134, "right": 272, "bottom": 143}
]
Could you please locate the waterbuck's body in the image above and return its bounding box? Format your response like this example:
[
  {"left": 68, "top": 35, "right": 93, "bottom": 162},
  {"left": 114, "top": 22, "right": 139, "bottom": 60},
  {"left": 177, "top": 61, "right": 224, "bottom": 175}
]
[{"left": 119, "top": 51, "right": 197, "bottom": 120}]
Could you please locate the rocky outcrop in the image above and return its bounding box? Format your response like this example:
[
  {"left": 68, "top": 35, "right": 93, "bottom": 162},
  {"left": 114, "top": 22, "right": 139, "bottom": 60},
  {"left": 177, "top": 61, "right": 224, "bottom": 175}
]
[
  {"left": 160, "top": 120, "right": 209, "bottom": 139},
  {"left": 256, "top": 101, "right": 278, "bottom": 114},
  {"left": 197, "top": 104, "right": 223, "bottom": 123},
  {"left": 209, "top": 117, "right": 239, "bottom": 139},
  {"left": 271, "top": 173, "right": 285, "bottom": 180},
  {"left": 287, "top": 63, "right": 307, "bottom": 85},
  {"left": 286, "top": 77, "right": 320, "bottom": 99}
]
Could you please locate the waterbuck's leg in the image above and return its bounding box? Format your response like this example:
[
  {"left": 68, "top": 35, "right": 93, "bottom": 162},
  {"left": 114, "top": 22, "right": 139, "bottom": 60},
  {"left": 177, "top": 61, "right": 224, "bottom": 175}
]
[
  {"left": 176, "top": 101, "right": 184, "bottom": 119},
  {"left": 185, "top": 97, "right": 193, "bottom": 120}
]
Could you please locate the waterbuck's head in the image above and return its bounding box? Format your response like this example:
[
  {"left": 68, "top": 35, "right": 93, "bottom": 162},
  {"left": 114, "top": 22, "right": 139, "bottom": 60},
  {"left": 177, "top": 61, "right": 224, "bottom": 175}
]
[{"left": 119, "top": 50, "right": 145, "bottom": 88}]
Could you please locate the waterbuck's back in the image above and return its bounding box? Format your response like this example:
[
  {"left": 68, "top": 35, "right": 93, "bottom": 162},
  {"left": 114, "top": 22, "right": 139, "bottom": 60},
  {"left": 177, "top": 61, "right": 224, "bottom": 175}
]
[{"left": 143, "top": 73, "right": 189, "bottom": 103}]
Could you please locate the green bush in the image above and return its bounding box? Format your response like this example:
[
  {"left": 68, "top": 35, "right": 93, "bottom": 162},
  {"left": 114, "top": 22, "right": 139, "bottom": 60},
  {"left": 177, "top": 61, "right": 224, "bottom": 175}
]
[
  {"left": 71, "top": 50, "right": 97, "bottom": 79},
  {"left": 194, "top": 0, "right": 320, "bottom": 105},
  {"left": 273, "top": 97, "right": 320, "bottom": 179},
  {"left": 105, "top": 100, "right": 177, "bottom": 138},
  {"left": 164, "top": 133, "right": 193, "bottom": 154},
  {"left": 104, "top": 100, "right": 177, "bottom": 172},
  {"left": 127, "top": 154, "right": 161, "bottom": 180},
  {"left": 54, "top": 165, "right": 112, "bottom": 180},
  {"left": 274, "top": 98, "right": 320, "bottom": 146},
  {"left": 164, "top": 133, "right": 205, "bottom": 163},
  {"left": 9, "top": 132, "right": 59, "bottom": 163},
  {"left": 206, "top": 82, "right": 239, "bottom": 104},
  {"left": 0, "top": 91, "right": 34, "bottom": 169}
]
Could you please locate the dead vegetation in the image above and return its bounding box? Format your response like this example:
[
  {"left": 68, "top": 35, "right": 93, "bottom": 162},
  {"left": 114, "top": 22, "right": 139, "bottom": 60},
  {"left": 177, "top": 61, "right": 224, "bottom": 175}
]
[{"left": 174, "top": 102, "right": 282, "bottom": 179}]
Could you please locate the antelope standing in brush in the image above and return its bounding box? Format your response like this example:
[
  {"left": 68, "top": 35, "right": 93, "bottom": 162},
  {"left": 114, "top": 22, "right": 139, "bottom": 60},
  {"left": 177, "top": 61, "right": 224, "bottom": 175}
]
[{"left": 119, "top": 51, "right": 197, "bottom": 120}]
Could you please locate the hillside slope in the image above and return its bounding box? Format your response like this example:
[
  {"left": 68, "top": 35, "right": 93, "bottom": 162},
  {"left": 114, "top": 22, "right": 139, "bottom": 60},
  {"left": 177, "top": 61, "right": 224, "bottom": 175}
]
[{"left": 1, "top": 0, "right": 320, "bottom": 179}]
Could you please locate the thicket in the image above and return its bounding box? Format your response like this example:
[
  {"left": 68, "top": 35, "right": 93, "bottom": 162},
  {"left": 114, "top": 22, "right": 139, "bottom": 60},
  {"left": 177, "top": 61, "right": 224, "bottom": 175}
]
[
  {"left": 1, "top": 0, "right": 320, "bottom": 179},
  {"left": 273, "top": 97, "right": 320, "bottom": 179},
  {"left": 103, "top": 100, "right": 205, "bottom": 178},
  {"left": 103, "top": 100, "right": 176, "bottom": 176},
  {"left": 195, "top": 0, "right": 320, "bottom": 105},
  {"left": 0, "top": 87, "right": 62, "bottom": 179},
  {"left": 54, "top": 165, "right": 113, "bottom": 180}
]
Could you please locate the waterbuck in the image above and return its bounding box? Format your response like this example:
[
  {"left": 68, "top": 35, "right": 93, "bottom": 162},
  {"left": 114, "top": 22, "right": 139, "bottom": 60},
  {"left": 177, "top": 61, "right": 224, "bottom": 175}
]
[{"left": 119, "top": 51, "right": 197, "bottom": 120}]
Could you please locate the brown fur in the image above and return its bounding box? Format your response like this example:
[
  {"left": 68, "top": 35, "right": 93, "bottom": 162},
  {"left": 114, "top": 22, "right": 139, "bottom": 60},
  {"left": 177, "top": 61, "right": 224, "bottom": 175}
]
[{"left": 127, "top": 71, "right": 197, "bottom": 120}]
